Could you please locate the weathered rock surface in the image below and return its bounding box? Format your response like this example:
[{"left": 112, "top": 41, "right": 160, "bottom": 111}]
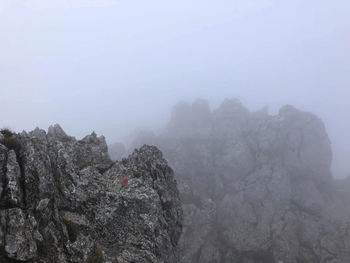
[
  {"left": 0, "top": 125, "right": 182, "bottom": 262},
  {"left": 126, "top": 99, "right": 350, "bottom": 263}
]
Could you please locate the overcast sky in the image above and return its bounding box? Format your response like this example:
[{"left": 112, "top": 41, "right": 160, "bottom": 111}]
[{"left": 0, "top": 0, "right": 349, "bottom": 177}]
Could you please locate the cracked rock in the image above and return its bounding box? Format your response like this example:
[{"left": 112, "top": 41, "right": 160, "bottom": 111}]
[{"left": 0, "top": 125, "right": 183, "bottom": 262}]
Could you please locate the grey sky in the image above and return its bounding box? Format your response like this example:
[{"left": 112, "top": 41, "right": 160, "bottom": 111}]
[{"left": 0, "top": 0, "right": 349, "bottom": 177}]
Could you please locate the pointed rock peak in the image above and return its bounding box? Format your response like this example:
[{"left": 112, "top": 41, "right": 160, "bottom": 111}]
[
  {"left": 135, "top": 145, "right": 164, "bottom": 159},
  {"left": 80, "top": 132, "right": 107, "bottom": 149},
  {"left": 20, "top": 131, "right": 28, "bottom": 137},
  {"left": 47, "top": 124, "right": 69, "bottom": 140},
  {"left": 30, "top": 127, "right": 47, "bottom": 139},
  {"left": 98, "top": 134, "right": 106, "bottom": 143},
  {"left": 82, "top": 131, "right": 98, "bottom": 143}
]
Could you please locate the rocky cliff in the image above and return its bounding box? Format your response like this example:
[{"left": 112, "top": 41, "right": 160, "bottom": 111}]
[
  {"left": 125, "top": 99, "right": 350, "bottom": 263},
  {"left": 0, "top": 125, "right": 182, "bottom": 263}
]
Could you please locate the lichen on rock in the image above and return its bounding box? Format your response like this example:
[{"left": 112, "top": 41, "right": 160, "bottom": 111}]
[{"left": 0, "top": 125, "right": 183, "bottom": 262}]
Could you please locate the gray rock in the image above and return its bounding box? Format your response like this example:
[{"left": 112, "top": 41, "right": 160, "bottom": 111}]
[
  {"left": 0, "top": 144, "right": 7, "bottom": 200},
  {"left": 5, "top": 150, "right": 24, "bottom": 208},
  {"left": 0, "top": 126, "right": 183, "bottom": 262},
  {"left": 36, "top": 198, "right": 50, "bottom": 211},
  {"left": 128, "top": 99, "right": 350, "bottom": 263},
  {"left": 4, "top": 208, "right": 38, "bottom": 261}
]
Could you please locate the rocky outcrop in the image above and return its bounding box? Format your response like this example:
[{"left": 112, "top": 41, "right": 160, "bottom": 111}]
[
  {"left": 126, "top": 99, "right": 350, "bottom": 263},
  {"left": 0, "top": 125, "right": 182, "bottom": 262}
]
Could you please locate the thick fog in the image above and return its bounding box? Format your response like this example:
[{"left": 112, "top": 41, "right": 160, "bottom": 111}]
[{"left": 0, "top": 0, "right": 349, "bottom": 177}]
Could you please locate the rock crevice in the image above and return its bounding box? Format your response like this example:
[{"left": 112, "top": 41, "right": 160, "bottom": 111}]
[{"left": 0, "top": 125, "right": 183, "bottom": 263}]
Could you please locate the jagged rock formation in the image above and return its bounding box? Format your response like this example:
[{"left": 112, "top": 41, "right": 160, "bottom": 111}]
[
  {"left": 125, "top": 99, "right": 350, "bottom": 263},
  {"left": 0, "top": 125, "right": 182, "bottom": 262}
]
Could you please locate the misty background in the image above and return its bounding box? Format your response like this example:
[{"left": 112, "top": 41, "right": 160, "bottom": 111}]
[{"left": 0, "top": 0, "right": 349, "bottom": 178}]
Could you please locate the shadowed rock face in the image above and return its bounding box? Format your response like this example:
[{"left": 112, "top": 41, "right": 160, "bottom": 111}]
[
  {"left": 126, "top": 99, "right": 350, "bottom": 263},
  {"left": 0, "top": 125, "right": 182, "bottom": 263}
]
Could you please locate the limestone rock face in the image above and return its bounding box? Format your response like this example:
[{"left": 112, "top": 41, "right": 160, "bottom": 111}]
[
  {"left": 127, "top": 99, "right": 350, "bottom": 263},
  {"left": 0, "top": 125, "right": 182, "bottom": 262}
]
